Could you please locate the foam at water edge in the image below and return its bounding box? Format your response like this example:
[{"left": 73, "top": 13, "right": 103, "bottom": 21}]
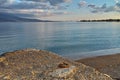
[{"left": 64, "top": 48, "right": 120, "bottom": 60}]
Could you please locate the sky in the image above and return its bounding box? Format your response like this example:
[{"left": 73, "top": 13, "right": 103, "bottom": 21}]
[{"left": 0, "top": 0, "right": 120, "bottom": 21}]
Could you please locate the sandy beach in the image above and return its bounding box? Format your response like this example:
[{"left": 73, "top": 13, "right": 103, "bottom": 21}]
[{"left": 76, "top": 53, "right": 120, "bottom": 80}]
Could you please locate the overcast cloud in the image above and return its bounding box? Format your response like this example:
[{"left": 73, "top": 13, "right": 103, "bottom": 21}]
[
  {"left": 0, "top": 0, "right": 120, "bottom": 20},
  {"left": 0, "top": 0, "right": 72, "bottom": 18}
]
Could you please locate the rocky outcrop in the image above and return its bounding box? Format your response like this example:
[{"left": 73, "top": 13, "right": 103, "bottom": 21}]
[
  {"left": 0, "top": 49, "right": 113, "bottom": 80},
  {"left": 49, "top": 66, "right": 77, "bottom": 78}
]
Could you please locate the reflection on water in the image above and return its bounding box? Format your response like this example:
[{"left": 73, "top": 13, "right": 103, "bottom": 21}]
[{"left": 0, "top": 22, "right": 120, "bottom": 58}]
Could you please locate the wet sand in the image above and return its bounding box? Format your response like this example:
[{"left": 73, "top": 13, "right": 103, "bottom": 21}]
[{"left": 76, "top": 53, "right": 120, "bottom": 80}]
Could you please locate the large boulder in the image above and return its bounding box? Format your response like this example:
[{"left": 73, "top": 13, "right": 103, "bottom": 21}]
[{"left": 0, "top": 49, "right": 113, "bottom": 80}]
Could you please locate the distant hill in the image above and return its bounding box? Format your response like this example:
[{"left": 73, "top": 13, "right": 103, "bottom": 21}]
[
  {"left": 0, "top": 13, "right": 52, "bottom": 22},
  {"left": 79, "top": 19, "right": 120, "bottom": 22}
]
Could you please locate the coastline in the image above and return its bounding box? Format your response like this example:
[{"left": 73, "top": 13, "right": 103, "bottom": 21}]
[
  {"left": 0, "top": 49, "right": 119, "bottom": 79},
  {"left": 0, "top": 49, "right": 113, "bottom": 80},
  {"left": 76, "top": 53, "right": 120, "bottom": 79},
  {"left": 64, "top": 48, "right": 120, "bottom": 60}
]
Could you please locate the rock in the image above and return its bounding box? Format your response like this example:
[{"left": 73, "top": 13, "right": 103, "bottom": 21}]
[
  {"left": 3, "top": 76, "right": 10, "bottom": 79},
  {"left": 0, "top": 49, "right": 113, "bottom": 80},
  {"left": 0, "top": 57, "right": 6, "bottom": 62},
  {"left": 58, "top": 62, "right": 70, "bottom": 68},
  {"left": 49, "top": 66, "right": 77, "bottom": 78}
]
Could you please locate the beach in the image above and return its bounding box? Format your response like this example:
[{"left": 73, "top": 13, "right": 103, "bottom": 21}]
[{"left": 76, "top": 53, "right": 120, "bottom": 80}]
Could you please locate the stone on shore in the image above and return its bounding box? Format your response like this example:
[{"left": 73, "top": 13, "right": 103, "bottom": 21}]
[
  {"left": 0, "top": 49, "right": 113, "bottom": 80},
  {"left": 49, "top": 66, "right": 77, "bottom": 78}
]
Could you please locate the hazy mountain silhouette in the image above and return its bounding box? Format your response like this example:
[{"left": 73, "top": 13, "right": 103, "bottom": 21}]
[
  {"left": 79, "top": 19, "right": 120, "bottom": 22},
  {"left": 0, "top": 12, "right": 52, "bottom": 22}
]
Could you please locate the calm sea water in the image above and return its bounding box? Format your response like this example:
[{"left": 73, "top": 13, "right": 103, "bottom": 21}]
[{"left": 0, "top": 22, "right": 120, "bottom": 59}]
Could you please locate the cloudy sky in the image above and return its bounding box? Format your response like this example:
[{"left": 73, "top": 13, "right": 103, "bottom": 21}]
[{"left": 0, "top": 0, "right": 120, "bottom": 21}]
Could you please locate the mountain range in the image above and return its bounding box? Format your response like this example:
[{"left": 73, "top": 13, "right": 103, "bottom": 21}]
[{"left": 0, "top": 13, "right": 52, "bottom": 22}]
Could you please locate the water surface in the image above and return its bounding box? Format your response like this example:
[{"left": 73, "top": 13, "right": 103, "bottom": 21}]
[{"left": 0, "top": 22, "right": 120, "bottom": 59}]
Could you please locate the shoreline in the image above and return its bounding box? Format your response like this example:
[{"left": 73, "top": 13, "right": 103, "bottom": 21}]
[
  {"left": 0, "top": 49, "right": 119, "bottom": 79},
  {"left": 76, "top": 53, "right": 120, "bottom": 79},
  {"left": 64, "top": 48, "right": 120, "bottom": 60},
  {"left": 0, "top": 49, "right": 112, "bottom": 80}
]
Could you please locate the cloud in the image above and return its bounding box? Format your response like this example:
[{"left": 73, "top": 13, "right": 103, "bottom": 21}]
[
  {"left": 0, "top": 0, "right": 71, "bottom": 10},
  {"left": 78, "top": 0, "right": 120, "bottom": 13},
  {"left": 90, "top": 4, "right": 110, "bottom": 13},
  {"left": 0, "top": 0, "right": 17, "bottom": 6},
  {"left": 88, "top": 2, "right": 120, "bottom": 13},
  {"left": 0, "top": 8, "right": 70, "bottom": 19},
  {"left": 88, "top": 3, "right": 107, "bottom": 13},
  {"left": 88, "top": 4, "right": 95, "bottom": 8},
  {"left": 48, "top": 0, "right": 71, "bottom": 6},
  {"left": 114, "top": 0, "right": 119, "bottom": 3},
  {"left": 10, "top": 2, "right": 52, "bottom": 9},
  {"left": 0, "top": 0, "right": 6, "bottom": 5},
  {"left": 0, "top": 0, "right": 71, "bottom": 19},
  {"left": 116, "top": 2, "right": 120, "bottom": 7},
  {"left": 78, "top": 0, "right": 87, "bottom": 7},
  {"left": 0, "top": 1, "right": 51, "bottom": 9},
  {"left": 21, "top": 0, "right": 71, "bottom": 6}
]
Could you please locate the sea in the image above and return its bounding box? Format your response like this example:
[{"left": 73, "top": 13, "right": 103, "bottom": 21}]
[{"left": 0, "top": 22, "right": 120, "bottom": 59}]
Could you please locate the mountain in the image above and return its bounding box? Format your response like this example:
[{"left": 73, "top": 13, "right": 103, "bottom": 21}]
[{"left": 0, "top": 13, "right": 52, "bottom": 22}]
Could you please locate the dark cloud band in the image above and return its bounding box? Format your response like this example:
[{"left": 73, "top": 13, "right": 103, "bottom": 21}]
[{"left": 21, "top": 0, "right": 71, "bottom": 6}]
